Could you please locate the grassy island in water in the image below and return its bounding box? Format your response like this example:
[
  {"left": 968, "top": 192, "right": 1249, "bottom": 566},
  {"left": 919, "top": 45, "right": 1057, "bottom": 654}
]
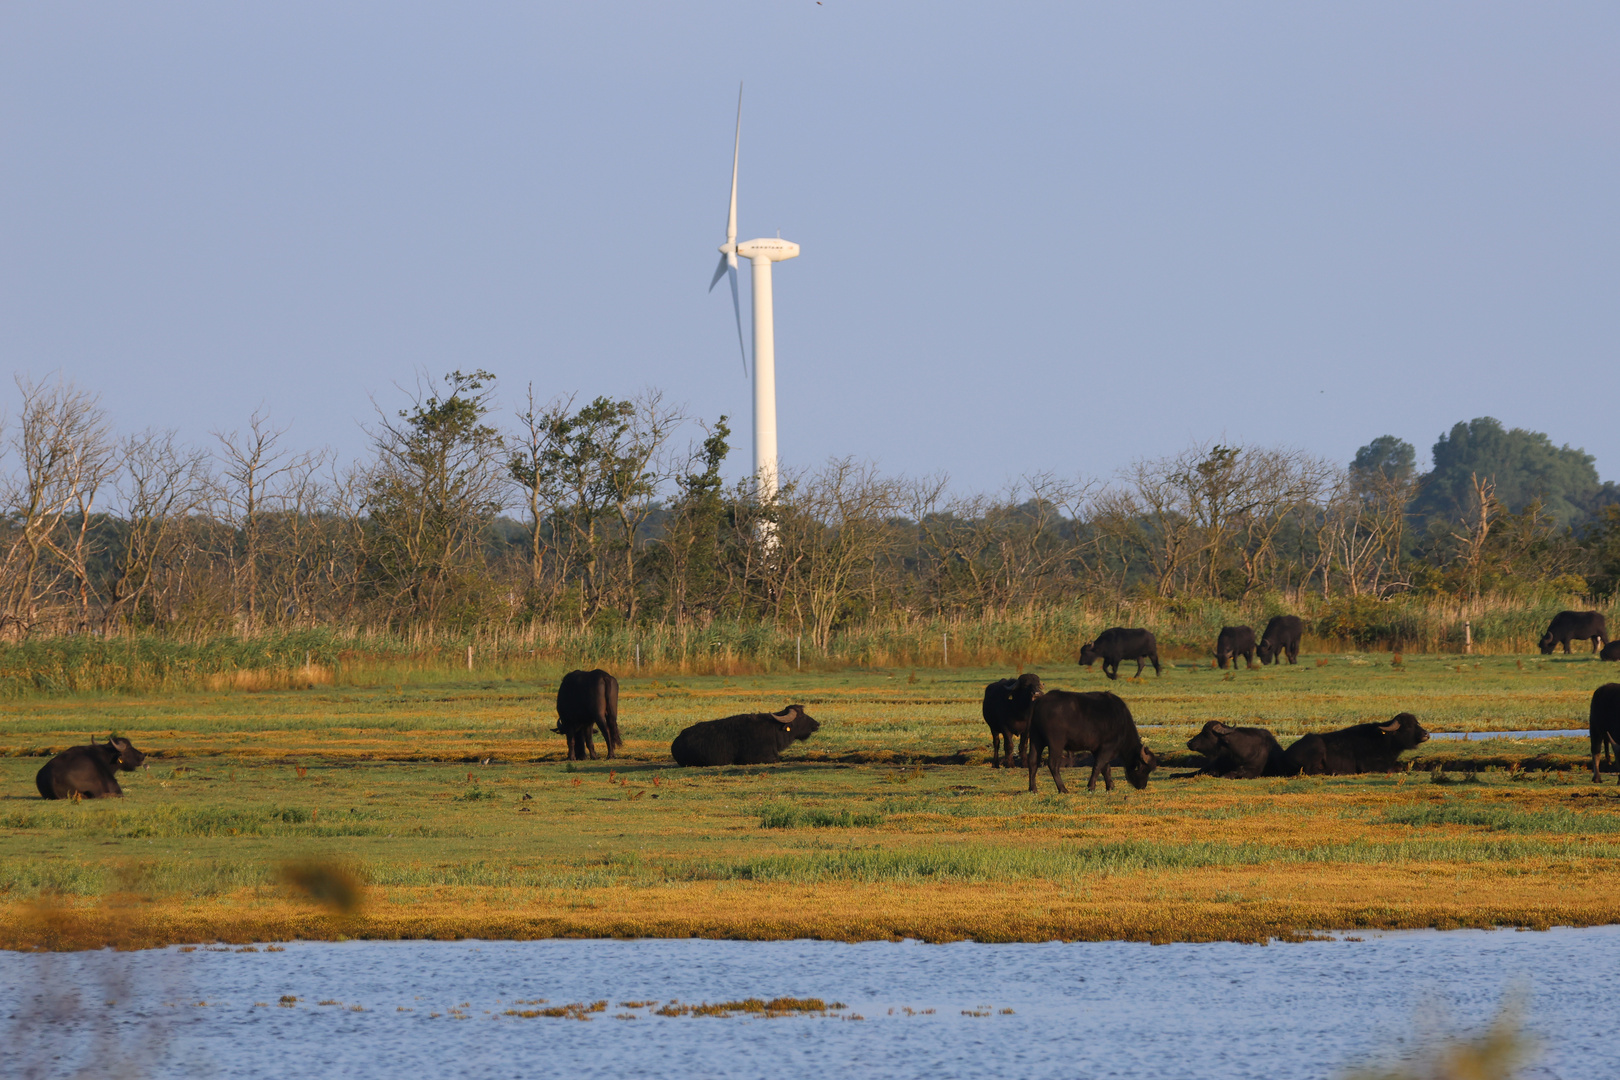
[{"left": 3, "top": 651, "right": 1618, "bottom": 949}]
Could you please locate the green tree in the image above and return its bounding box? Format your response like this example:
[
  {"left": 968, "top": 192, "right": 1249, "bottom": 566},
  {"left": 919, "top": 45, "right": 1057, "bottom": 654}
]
[
  {"left": 1412, "top": 417, "right": 1600, "bottom": 527},
  {"left": 365, "top": 370, "right": 504, "bottom": 629}
]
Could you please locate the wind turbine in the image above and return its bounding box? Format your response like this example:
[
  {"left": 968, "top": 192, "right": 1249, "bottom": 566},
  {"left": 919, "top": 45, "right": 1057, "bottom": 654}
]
[{"left": 708, "top": 86, "right": 799, "bottom": 505}]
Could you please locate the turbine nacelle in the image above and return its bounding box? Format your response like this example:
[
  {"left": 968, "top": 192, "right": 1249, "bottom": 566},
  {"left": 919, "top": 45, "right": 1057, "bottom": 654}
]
[{"left": 736, "top": 238, "right": 800, "bottom": 262}]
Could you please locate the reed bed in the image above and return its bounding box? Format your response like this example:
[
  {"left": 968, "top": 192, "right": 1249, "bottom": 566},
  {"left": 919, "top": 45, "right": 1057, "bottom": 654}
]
[{"left": 0, "top": 591, "right": 1610, "bottom": 699}]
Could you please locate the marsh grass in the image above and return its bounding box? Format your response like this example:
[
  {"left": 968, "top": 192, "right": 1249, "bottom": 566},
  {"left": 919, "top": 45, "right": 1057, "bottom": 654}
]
[
  {"left": 758, "top": 803, "right": 884, "bottom": 829},
  {"left": 4, "top": 655, "right": 1620, "bottom": 947},
  {"left": 1383, "top": 803, "right": 1620, "bottom": 834}
]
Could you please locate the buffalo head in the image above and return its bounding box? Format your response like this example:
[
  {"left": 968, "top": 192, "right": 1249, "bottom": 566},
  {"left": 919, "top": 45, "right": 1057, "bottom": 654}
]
[
  {"left": 1538, "top": 632, "right": 1556, "bottom": 655},
  {"left": 1377, "top": 713, "right": 1429, "bottom": 749},
  {"left": 1125, "top": 743, "right": 1159, "bottom": 790},
  {"left": 1186, "top": 721, "right": 1234, "bottom": 756},
  {"left": 98, "top": 735, "right": 146, "bottom": 771},
  {"left": 769, "top": 705, "right": 821, "bottom": 742},
  {"left": 1077, "top": 643, "right": 1100, "bottom": 667}
]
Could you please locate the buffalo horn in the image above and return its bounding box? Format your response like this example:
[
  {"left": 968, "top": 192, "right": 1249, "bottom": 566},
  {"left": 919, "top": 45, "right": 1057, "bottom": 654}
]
[{"left": 1378, "top": 719, "right": 1402, "bottom": 733}]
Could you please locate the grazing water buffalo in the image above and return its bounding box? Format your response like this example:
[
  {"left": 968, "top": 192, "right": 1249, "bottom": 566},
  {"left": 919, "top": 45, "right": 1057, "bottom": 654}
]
[
  {"left": 1591, "top": 684, "right": 1620, "bottom": 783},
  {"left": 36, "top": 736, "right": 147, "bottom": 799},
  {"left": 553, "top": 669, "right": 623, "bottom": 761},
  {"left": 1025, "top": 690, "right": 1158, "bottom": 793},
  {"left": 1600, "top": 640, "right": 1620, "bottom": 662},
  {"left": 1078, "top": 628, "right": 1161, "bottom": 680},
  {"left": 671, "top": 705, "right": 820, "bottom": 767},
  {"left": 1283, "top": 713, "right": 1430, "bottom": 776},
  {"left": 982, "top": 673, "right": 1043, "bottom": 768},
  {"left": 1539, "top": 611, "right": 1608, "bottom": 655},
  {"left": 1184, "top": 721, "right": 1288, "bottom": 779},
  {"left": 1256, "top": 615, "right": 1304, "bottom": 665},
  {"left": 1214, "top": 626, "right": 1256, "bottom": 670}
]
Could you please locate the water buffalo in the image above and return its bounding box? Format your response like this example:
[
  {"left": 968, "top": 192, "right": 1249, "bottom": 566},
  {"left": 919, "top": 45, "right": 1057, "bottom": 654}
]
[
  {"left": 1256, "top": 615, "right": 1304, "bottom": 665},
  {"left": 1282, "top": 713, "right": 1430, "bottom": 775},
  {"left": 1184, "top": 721, "right": 1288, "bottom": 779},
  {"left": 1601, "top": 640, "right": 1620, "bottom": 662},
  {"left": 982, "top": 673, "right": 1043, "bottom": 768},
  {"left": 1591, "top": 683, "right": 1620, "bottom": 783},
  {"left": 1078, "top": 628, "right": 1161, "bottom": 680},
  {"left": 1214, "top": 626, "right": 1256, "bottom": 670},
  {"left": 553, "top": 669, "right": 623, "bottom": 761},
  {"left": 671, "top": 705, "right": 820, "bottom": 767},
  {"left": 35, "top": 736, "right": 147, "bottom": 799},
  {"left": 1539, "top": 611, "right": 1608, "bottom": 655},
  {"left": 1025, "top": 689, "right": 1158, "bottom": 793}
]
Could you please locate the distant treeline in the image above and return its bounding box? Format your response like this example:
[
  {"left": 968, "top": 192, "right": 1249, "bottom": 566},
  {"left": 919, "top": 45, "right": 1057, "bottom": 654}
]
[{"left": 0, "top": 371, "right": 1616, "bottom": 651}]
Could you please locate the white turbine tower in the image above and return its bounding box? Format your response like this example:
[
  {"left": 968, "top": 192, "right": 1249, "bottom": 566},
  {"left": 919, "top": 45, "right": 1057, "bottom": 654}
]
[{"left": 708, "top": 86, "right": 799, "bottom": 504}]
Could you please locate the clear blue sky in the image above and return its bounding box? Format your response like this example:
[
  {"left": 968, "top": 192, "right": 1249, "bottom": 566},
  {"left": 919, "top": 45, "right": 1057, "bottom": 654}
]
[{"left": 2, "top": 2, "right": 1616, "bottom": 492}]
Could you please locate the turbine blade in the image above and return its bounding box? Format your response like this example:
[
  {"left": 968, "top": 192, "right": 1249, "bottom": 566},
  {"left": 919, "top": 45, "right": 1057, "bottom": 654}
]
[
  {"left": 726, "top": 84, "right": 740, "bottom": 245},
  {"left": 729, "top": 264, "right": 747, "bottom": 376},
  {"left": 708, "top": 252, "right": 729, "bottom": 292}
]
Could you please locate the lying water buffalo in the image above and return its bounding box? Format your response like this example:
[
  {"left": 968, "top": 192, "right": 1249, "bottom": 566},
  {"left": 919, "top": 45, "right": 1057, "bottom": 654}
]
[
  {"left": 1214, "top": 626, "right": 1256, "bottom": 670},
  {"left": 1591, "top": 683, "right": 1620, "bottom": 783},
  {"left": 982, "top": 673, "right": 1043, "bottom": 768},
  {"left": 1078, "top": 628, "right": 1161, "bottom": 680},
  {"left": 1256, "top": 615, "right": 1303, "bottom": 665},
  {"left": 1539, "top": 610, "right": 1608, "bottom": 655},
  {"left": 36, "top": 736, "right": 147, "bottom": 799},
  {"left": 1025, "top": 689, "right": 1158, "bottom": 793},
  {"left": 1184, "top": 721, "right": 1288, "bottom": 779},
  {"left": 671, "top": 705, "right": 820, "bottom": 767},
  {"left": 1283, "top": 713, "right": 1429, "bottom": 775},
  {"left": 1601, "top": 641, "right": 1620, "bottom": 662},
  {"left": 553, "top": 669, "right": 622, "bottom": 760}
]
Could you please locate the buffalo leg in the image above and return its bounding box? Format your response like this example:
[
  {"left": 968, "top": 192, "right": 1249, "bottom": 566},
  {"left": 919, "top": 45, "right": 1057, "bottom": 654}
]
[
  {"left": 1134, "top": 657, "right": 1146, "bottom": 678},
  {"left": 1048, "top": 746, "right": 1068, "bottom": 794},
  {"left": 1016, "top": 729, "right": 1029, "bottom": 769},
  {"left": 1027, "top": 743, "right": 1042, "bottom": 793},
  {"left": 1594, "top": 749, "right": 1604, "bottom": 784},
  {"left": 1086, "top": 752, "right": 1106, "bottom": 792},
  {"left": 597, "top": 718, "right": 615, "bottom": 759},
  {"left": 992, "top": 728, "right": 1007, "bottom": 769}
]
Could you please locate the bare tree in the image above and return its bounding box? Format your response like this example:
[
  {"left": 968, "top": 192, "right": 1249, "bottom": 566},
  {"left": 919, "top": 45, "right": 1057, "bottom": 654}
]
[
  {"left": 102, "top": 430, "right": 213, "bottom": 633},
  {"left": 215, "top": 410, "right": 329, "bottom": 632},
  {"left": 0, "top": 377, "right": 115, "bottom": 636}
]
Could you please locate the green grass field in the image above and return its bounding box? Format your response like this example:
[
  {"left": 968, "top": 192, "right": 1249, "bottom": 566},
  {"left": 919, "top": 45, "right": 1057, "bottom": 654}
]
[{"left": 3, "top": 651, "right": 1617, "bottom": 949}]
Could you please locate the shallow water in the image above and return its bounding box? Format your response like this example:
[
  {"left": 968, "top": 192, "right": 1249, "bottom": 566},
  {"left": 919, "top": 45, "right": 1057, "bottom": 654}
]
[
  {"left": 1430, "top": 729, "right": 1587, "bottom": 740},
  {"left": 6, "top": 928, "right": 1617, "bottom": 1080}
]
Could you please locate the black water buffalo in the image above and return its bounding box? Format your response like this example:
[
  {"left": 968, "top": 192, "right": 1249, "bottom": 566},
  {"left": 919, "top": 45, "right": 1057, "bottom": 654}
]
[
  {"left": 982, "top": 673, "right": 1043, "bottom": 769},
  {"left": 1025, "top": 690, "right": 1158, "bottom": 793},
  {"left": 1539, "top": 610, "right": 1608, "bottom": 655},
  {"left": 1256, "top": 615, "right": 1304, "bottom": 665},
  {"left": 1601, "top": 640, "right": 1620, "bottom": 662},
  {"left": 1214, "top": 626, "right": 1256, "bottom": 670},
  {"left": 35, "top": 736, "right": 147, "bottom": 799},
  {"left": 553, "top": 669, "right": 623, "bottom": 761},
  {"left": 1591, "top": 683, "right": 1620, "bottom": 783},
  {"left": 1282, "top": 713, "right": 1430, "bottom": 776},
  {"left": 671, "top": 705, "right": 820, "bottom": 767},
  {"left": 1184, "top": 721, "right": 1288, "bottom": 779},
  {"left": 1078, "top": 628, "right": 1161, "bottom": 680}
]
